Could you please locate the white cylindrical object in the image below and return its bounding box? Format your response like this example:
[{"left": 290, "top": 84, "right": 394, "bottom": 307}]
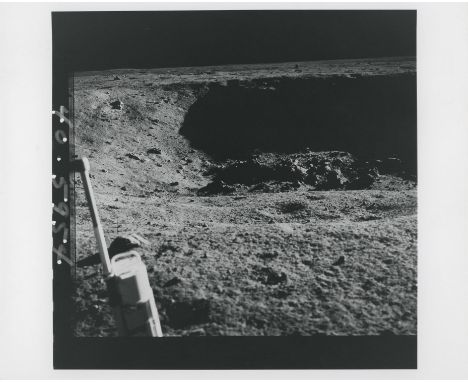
[{"left": 111, "top": 251, "right": 163, "bottom": 337}]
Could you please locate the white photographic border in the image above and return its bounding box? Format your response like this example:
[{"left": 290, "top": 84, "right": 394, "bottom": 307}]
[{"left": 1, "top": 2, "right": 468, "bottom": 379}]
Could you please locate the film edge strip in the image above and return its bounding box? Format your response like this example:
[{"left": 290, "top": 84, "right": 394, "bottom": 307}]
[{"left": 52, "top": 105, "right": 72, "bottom": 267}]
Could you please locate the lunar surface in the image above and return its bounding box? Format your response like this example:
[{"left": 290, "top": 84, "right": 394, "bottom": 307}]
[{"left": 71, "top": 57, "right": 417, "bottom": 337}]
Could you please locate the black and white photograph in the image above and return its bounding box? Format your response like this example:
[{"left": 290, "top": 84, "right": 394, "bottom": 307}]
[
  {"left": 62, "top": 10, "right": 417, "bottom": 341},
  {"left": 4, "top": 2, "right": 468, "bottom": 378}
]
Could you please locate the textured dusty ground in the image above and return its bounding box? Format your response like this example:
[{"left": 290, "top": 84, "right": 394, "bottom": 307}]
[{"left": 71, "top": 57, "right": 417, "bottom": 336}]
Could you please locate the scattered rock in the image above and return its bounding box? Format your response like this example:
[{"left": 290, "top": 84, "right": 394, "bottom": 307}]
[
  {"left": 259, "top": 250, "right": 280, "bottom": 259},
  {"left": 126, "top": 153, "right": 142, "bottom": 161},
  {"left": 110, "top": 100, "right": 123, "bottom": 110},
  {"left": 274, "top": 289, "right": 290, "bottom": 299},
  {"left": 147, "top": 147, "right": 161, "bottom": 155},
  {"left": 204, "top": 151, "right": 380, "bottom": 192},
  {"left": 163, "top": 276, "right": 182, "bottom": 288},
  {"left": 332, "top": 255, "right": 345, "bottom": 266},
  {"left": 169, "top": 181, "right": 179, "bottom": 186},
  {"left": 302, "top": 259, "right": 314, "bottom": 267},
  {"left": 257, "top": 267, "right": 287, "bottom": 285},
  {"left": 356, "top": 214, "right": 380, "bottom": 221}
]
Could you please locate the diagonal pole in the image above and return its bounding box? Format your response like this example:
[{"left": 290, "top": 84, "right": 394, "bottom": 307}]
[{"left": 71, "top": 158, "right": 112, "bottom": 275}]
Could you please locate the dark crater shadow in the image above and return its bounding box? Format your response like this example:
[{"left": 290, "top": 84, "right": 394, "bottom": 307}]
[{"left": 180, "top": 74, "right": 416, "bottom": 173}]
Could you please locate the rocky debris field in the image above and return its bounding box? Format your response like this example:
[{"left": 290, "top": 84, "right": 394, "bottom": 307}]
[
  {"left": 198, "top": 151, "right": 412, "bottom": 196},
  {"left": 71, "top": 58, "right": 417, "bottom": 337}
]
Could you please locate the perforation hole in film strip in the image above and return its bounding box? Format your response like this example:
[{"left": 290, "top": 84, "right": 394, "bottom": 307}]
[{"left": 52, "top": 106, "right": 73, "bottom": 267}]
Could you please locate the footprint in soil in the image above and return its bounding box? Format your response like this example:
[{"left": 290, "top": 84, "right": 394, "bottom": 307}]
[{"left": 163, "top": 298, "right": 210, "bottom": 329}]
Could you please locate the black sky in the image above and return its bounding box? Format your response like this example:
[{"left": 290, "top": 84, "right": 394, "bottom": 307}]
[{"left": 52, "top": 10, "right": 416, "bottom": 71}]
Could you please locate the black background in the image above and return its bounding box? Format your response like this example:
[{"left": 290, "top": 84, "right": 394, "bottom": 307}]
[
  {"left": 52, "top": 10, "right": 417, "bottom": 369},
  {"left": 53, "top": 10, "right": 416, "bottom": 71}
]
